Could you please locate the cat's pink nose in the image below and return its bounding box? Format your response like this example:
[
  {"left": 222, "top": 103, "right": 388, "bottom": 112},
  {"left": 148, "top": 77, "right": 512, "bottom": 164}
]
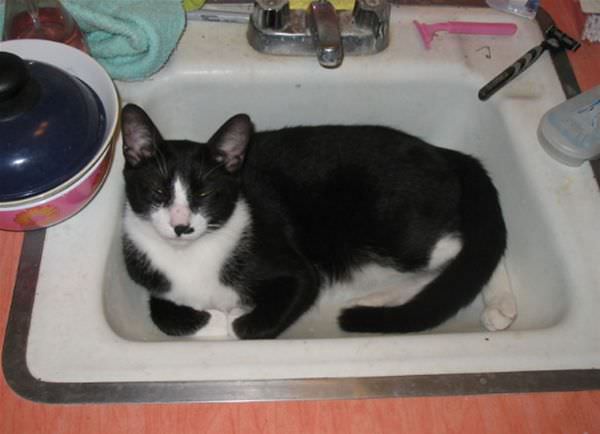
[{"left": 169, "top": 205, "right": 191, "bottom": 228}]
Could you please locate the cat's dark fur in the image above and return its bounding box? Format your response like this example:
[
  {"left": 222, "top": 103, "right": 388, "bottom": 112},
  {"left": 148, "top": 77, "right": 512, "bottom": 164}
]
[{"left": 121, "top": 104, "right": 506, "bottom": 339}]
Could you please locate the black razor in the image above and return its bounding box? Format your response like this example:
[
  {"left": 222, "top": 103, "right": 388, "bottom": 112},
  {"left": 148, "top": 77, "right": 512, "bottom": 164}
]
[{"left": 478, "top": 25, "right": 581, "bottom": 101}]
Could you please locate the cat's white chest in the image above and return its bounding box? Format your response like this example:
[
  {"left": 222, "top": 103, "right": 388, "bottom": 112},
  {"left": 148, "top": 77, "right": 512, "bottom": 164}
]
[
  {"left": 155, "top": 238, "right": 240, "bottom": 311},
  {"left": 124, "top": 201, "right": 250, "bottom": 312}
]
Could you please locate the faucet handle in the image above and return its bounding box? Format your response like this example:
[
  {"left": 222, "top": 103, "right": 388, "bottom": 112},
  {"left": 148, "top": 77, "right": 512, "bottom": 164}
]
[
  {"left": 309, "top": 0, "right": 343, "bottom": 68},
  {"left": 254, "top": 0, "right": 290, "bottom": 30}
]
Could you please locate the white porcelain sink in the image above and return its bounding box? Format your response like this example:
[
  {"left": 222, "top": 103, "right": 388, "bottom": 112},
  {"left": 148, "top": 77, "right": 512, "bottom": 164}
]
[{"left": 4, "top": 5, "right": 600, "bottom": 403}]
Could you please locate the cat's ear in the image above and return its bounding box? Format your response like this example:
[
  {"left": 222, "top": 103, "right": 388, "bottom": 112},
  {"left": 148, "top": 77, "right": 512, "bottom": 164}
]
[
  {"left": 208, "top": 114, "right": 252, "bottom": 173},
  {"left": 121, "top": 104, "right": 163, "bottom": 167}
]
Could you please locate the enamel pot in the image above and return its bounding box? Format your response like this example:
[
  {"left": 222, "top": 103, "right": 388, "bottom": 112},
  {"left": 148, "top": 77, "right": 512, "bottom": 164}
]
[{"left": 0, "top": 40, "right": 119, "bottom": 231}]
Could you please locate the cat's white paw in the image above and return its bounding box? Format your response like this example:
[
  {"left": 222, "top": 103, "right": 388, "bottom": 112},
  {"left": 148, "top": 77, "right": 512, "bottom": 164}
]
[
  {"left": 480, "top": 263, "right": 517, "bottom": 332},
  {"left": 481, "top": 300, "right": 517, "bottom": 331},
  {"left": 191, "top": 309, "right": 229, "bottom": 338},
  {"left": 226, "top": 307, "right": 247, "bottom": 339}
]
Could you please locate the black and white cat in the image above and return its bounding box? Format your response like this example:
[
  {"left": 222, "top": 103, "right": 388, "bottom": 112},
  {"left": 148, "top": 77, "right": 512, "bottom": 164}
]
[{"left": 121, "top": 104, "right": 516, "bottom": 339}]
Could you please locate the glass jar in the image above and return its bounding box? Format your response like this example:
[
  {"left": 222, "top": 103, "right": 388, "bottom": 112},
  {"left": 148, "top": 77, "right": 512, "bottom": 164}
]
[{"left": 2, "top": 0, "right": 89, "bottom": 52}]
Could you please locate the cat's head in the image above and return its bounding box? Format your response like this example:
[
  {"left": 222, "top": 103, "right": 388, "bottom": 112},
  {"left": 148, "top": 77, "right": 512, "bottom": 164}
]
[{"left": 120, "top": 104, "right": 252, "bottom": 242}]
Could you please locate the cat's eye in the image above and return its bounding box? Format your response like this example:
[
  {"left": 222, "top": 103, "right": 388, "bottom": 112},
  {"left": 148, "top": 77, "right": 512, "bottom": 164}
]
[
  {"left": 151, "top": 187, "right": 168, "bottom": 202},
  {"left": 199, "top": 190, "right": 213, "bottom": 198}
]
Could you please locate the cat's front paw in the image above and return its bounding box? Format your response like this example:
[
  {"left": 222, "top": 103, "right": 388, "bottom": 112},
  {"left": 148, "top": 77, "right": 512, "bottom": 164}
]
[
  {"left": 226, "top": 307, "right": 247, "bottom": 339},
  {"left": 232, "top": 312, "right": 280, "bottom": 340},
  {"left": 149, "top": 297, "right": 211, "bottom": 336}
]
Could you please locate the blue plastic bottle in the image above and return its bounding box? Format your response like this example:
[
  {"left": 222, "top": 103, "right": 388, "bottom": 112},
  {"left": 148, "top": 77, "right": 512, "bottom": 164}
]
[{"left": 537, "top": 85, "right": 600, "bottom": 166}]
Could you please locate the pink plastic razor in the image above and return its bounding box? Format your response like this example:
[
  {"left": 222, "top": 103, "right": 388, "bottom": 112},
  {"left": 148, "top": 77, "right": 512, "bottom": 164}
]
[{"left": 413, "top": 20, "right": 518, "bottom": 49}]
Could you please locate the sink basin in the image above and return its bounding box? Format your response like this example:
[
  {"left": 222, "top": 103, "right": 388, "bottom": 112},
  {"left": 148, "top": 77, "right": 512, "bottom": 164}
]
[{"left": 4, "top": 5, "right": 600, "bottom": 403}]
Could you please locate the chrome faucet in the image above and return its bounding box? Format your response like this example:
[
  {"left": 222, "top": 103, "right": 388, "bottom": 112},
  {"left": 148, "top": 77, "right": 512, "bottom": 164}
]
[{"left": 247, "top": 0, "right": 390, "bottom": 68}]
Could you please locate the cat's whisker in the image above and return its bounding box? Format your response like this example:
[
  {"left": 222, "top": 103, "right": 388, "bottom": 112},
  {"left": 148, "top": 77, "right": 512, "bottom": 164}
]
[
  {"left": 201, "top": 162, "right": 226, "bottom": 181},
  {"left": 158, "top": 159, "right": 168, "bottom": 178},
  {"left": 149, "top": 130, "right": 169, "bottom": 178},
  {"left": 156, "top": 150, "right": 169, "bottom": 178},
  {"left": 205, "top": 224, "right": 222, "bottom": 234}
]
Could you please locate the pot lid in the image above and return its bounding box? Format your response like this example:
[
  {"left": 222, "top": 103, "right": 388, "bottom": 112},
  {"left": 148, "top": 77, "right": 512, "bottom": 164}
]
[{"left": 0, "top": 52, "right": 106, "bottom": 202}]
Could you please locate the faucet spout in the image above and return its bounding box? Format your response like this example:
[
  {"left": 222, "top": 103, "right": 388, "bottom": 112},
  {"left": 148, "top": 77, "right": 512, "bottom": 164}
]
[{"left": 309, "top": 0, "right": 343, "bottom": 68}]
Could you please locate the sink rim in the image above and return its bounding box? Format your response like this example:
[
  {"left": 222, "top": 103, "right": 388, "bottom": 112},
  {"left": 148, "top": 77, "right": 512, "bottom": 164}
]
[
  {"left": 4, "top": 6, "right": 600, "bottom": 404},
  {"left": 4, "top": 230, "right": 600, "bottom": 403}
]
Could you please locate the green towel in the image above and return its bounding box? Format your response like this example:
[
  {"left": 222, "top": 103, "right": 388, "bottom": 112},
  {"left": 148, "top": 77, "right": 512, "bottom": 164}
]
[{"left": 1, "top": 0, "right": 186, "bottom": 81}]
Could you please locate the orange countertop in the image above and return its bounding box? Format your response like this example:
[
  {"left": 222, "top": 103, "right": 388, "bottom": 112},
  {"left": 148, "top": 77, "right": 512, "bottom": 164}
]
[{"left": 1, "top": 1, "right": 600, "bottom": 433}]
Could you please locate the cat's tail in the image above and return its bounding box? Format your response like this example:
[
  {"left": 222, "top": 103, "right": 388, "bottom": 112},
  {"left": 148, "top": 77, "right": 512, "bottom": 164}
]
[{"left": 338, "top": 149, "right": 507, "bottom": 333}]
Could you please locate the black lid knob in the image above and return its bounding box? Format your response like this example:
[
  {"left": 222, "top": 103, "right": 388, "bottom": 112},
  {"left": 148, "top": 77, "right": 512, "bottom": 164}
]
[
  {"left": 0, "top": 52, "right": 30, "bottom": 102},
  {"left": 0, "top": 52, "right": 40, "bottom": 120}
]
